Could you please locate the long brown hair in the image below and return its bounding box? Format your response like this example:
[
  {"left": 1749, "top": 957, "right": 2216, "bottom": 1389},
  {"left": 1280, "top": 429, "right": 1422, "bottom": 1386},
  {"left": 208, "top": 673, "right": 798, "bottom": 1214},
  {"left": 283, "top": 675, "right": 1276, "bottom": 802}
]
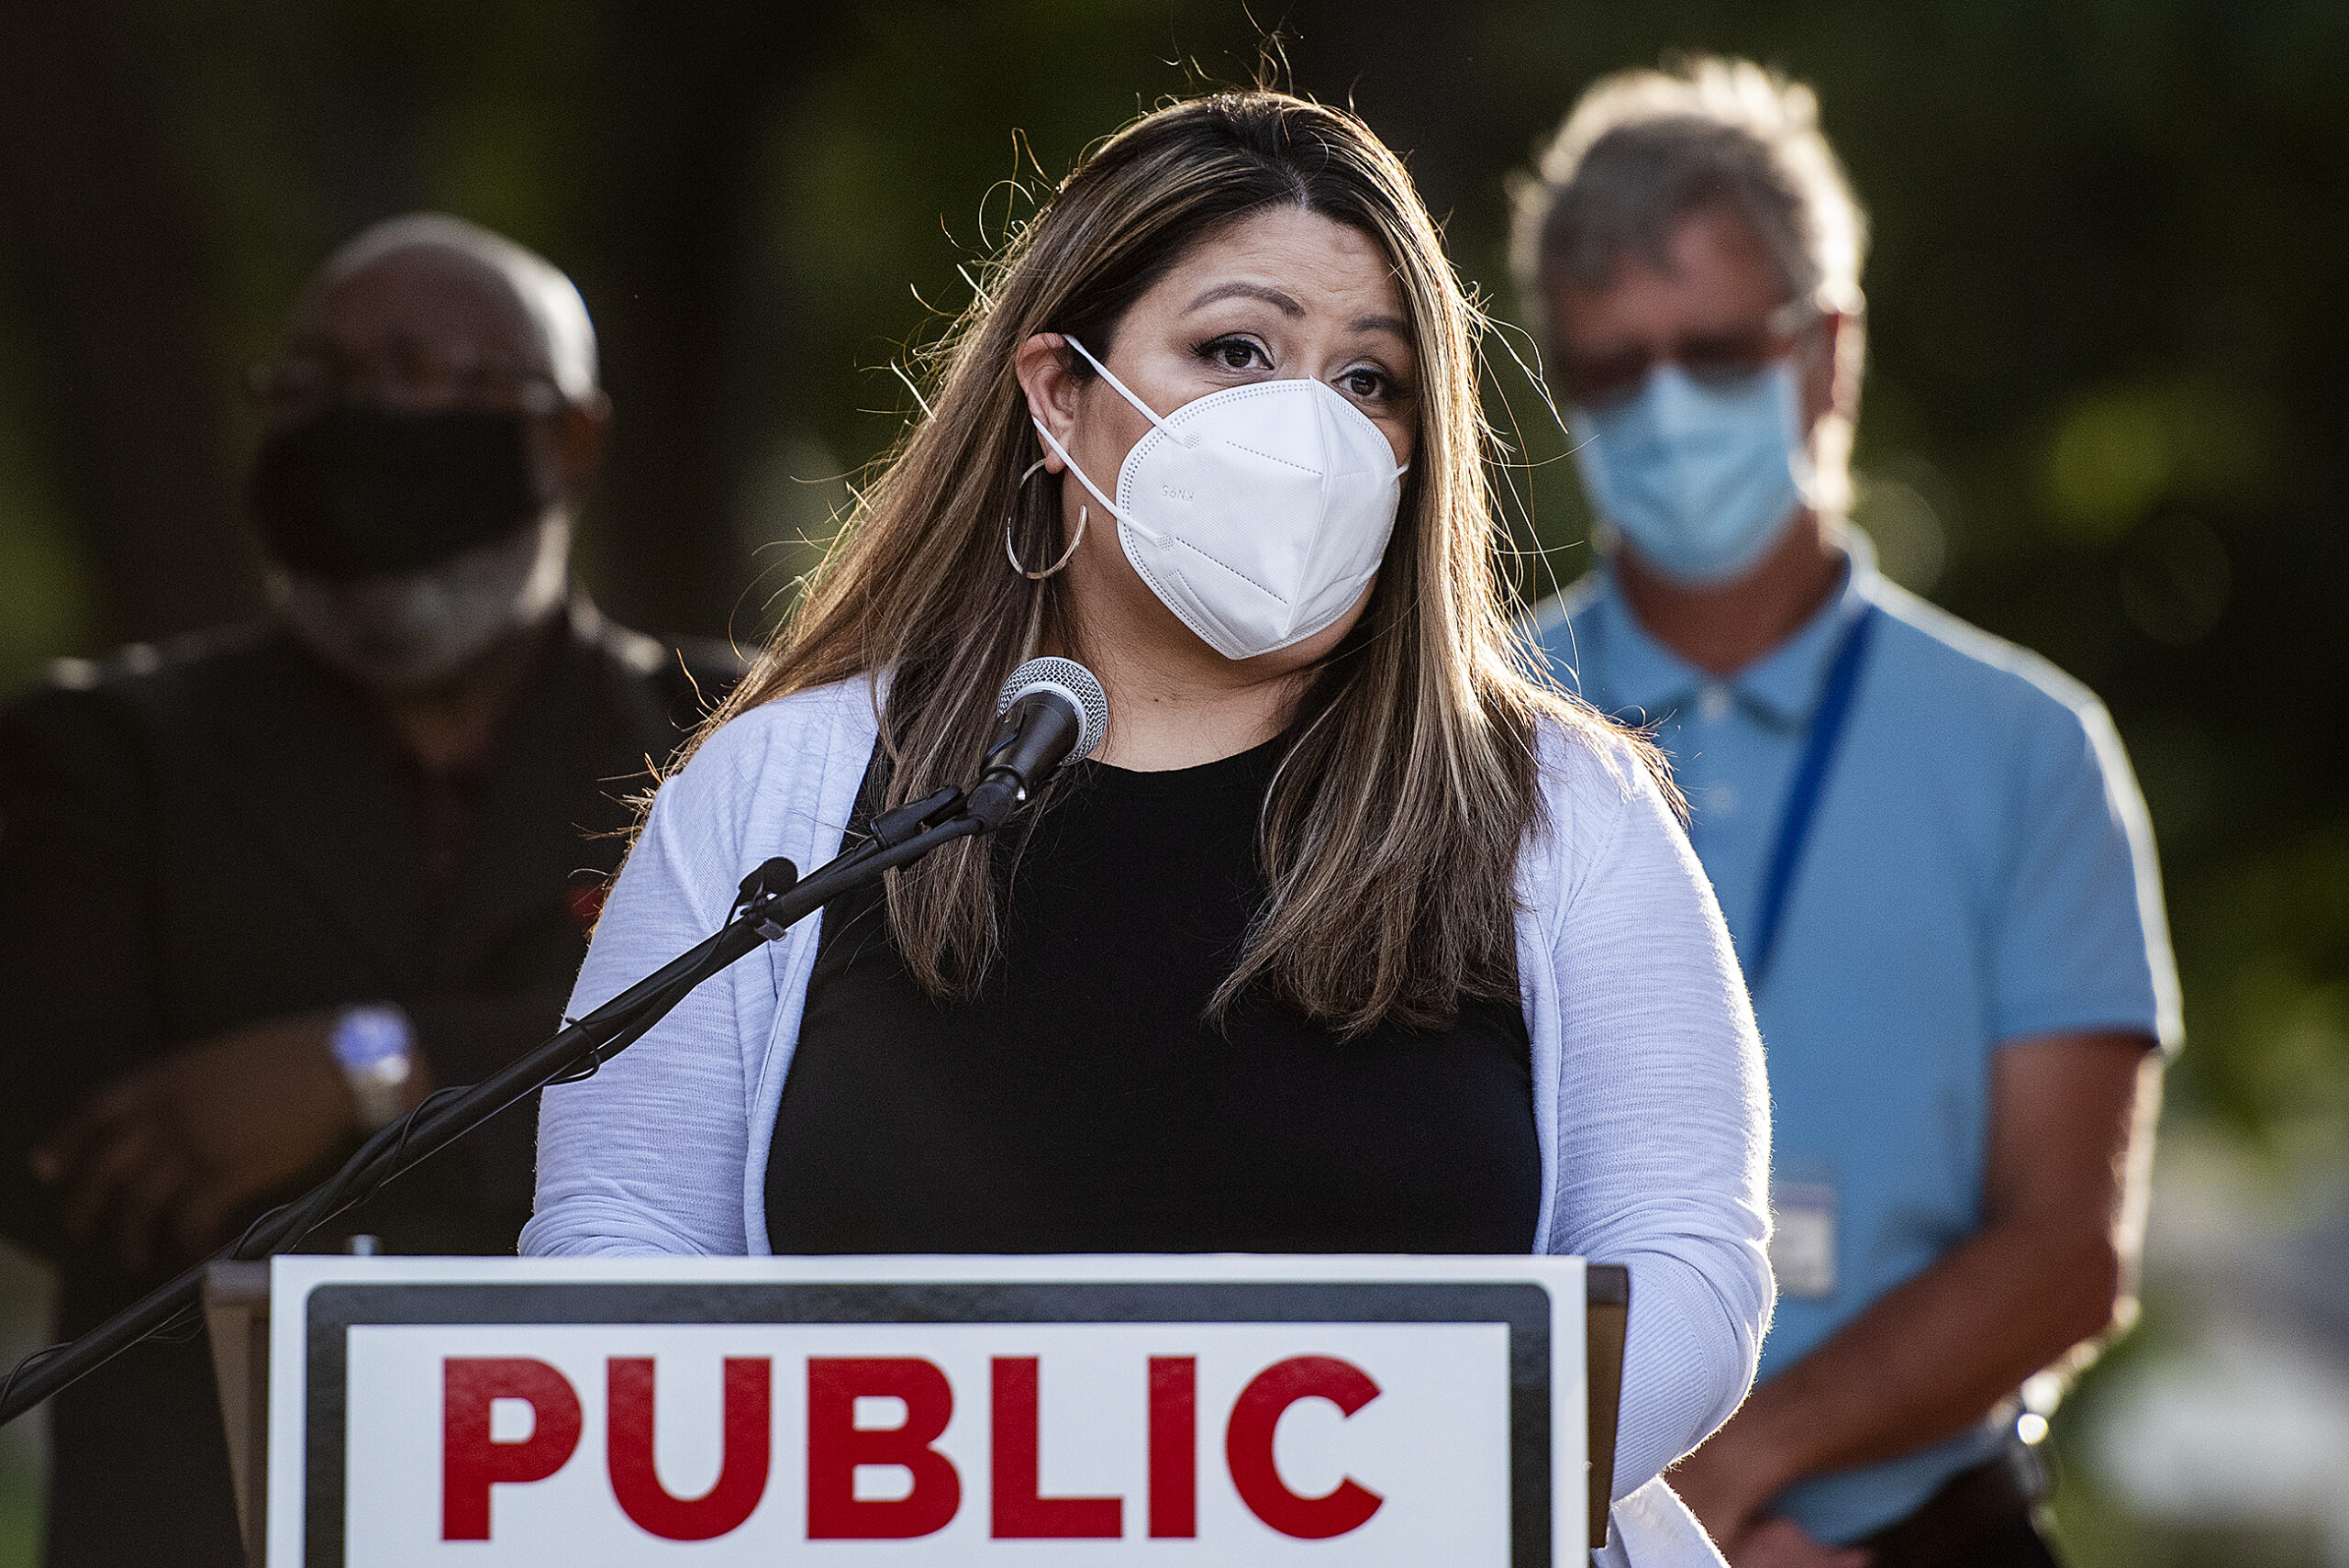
[{"left": 698, "top": 91, "right": 1634, "bottom": 1034}]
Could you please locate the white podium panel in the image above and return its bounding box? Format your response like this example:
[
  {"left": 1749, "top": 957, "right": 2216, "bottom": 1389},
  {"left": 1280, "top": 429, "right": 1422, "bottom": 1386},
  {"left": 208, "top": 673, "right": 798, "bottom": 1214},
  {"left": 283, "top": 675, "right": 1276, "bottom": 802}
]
[{"left": 263, "top": 1254, "right": 1595, "bottom": 1566}]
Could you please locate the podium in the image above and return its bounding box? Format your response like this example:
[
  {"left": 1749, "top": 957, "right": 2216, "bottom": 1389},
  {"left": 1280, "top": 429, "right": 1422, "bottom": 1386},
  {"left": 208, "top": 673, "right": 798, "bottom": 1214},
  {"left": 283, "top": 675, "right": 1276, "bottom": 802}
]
[{"left": 209, "top": 1254, "right": 1627, "bottom": 1565}]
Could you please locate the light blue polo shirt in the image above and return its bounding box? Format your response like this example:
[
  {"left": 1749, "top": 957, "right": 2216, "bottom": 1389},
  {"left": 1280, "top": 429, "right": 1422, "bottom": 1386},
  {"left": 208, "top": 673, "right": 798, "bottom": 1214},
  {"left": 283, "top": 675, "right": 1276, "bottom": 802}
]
[{"left": 1529, "top": 536, "right": 2181, "bottom": 1542}]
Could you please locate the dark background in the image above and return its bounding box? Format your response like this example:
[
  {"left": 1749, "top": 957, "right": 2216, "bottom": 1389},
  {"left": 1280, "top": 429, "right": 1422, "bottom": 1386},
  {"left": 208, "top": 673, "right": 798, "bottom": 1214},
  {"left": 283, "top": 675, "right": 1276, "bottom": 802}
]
[{"left": 0, "top": 2, "right": 2343, "bottom": 1562}]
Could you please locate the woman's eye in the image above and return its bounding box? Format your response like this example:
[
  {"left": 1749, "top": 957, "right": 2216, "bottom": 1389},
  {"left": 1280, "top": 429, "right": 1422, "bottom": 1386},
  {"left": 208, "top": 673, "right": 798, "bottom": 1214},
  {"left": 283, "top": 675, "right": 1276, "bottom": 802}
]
[
  {"left": 1340, "top": 367, "right": 1390, "bottom": 400},
  {"left": 1200, "top": 337, "right": 1267, "bottom": 372}
]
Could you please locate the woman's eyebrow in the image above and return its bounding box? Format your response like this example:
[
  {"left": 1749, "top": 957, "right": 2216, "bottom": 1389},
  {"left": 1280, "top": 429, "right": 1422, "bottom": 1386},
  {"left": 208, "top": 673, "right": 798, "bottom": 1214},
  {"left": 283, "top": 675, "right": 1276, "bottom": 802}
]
[
  {"left": 1351, "top": 313, "right": 1409, "bottom": 339},
  {"left": 1186, "top": 281, "right": 1306, "bottom": 317}
]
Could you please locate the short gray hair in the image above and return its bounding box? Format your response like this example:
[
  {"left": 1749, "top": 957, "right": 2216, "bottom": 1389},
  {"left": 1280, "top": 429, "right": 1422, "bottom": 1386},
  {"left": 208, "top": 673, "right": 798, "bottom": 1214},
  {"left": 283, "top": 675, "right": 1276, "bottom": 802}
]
[
  {"left": 320, "top": 213, "right": 601, "bottom": 402},
  {"left": 1511, "top": 56, "right": 1867, "bottom": 332}
]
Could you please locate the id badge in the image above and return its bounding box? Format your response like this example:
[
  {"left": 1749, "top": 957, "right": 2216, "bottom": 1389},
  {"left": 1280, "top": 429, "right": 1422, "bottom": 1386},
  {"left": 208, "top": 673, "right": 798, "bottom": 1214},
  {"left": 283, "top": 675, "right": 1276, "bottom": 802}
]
[{"left": 1769, "top": 1175, "right": 1838, "bottom": 1299}]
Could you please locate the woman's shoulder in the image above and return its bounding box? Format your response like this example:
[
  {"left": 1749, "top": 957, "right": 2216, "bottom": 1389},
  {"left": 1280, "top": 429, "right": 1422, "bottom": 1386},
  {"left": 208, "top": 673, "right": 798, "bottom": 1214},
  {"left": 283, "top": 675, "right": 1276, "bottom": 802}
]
[
  {"left": 685, "top": 674, "right": 878, "bottom": 772},
  {"left": 1525, "top": 709, "right": 1677, "bottom": 884},
  {"left": 655, "top": 673, "right": 883, "bottom": 823},
  {"left": 1531, "top": 707, "right": 1657, "bottom": 810}
]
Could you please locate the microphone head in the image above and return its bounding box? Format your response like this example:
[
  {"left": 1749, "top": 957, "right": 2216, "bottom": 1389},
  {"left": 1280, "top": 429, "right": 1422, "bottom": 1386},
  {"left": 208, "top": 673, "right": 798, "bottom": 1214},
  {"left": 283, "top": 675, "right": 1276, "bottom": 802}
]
[{"left": 996, "top": 656, "right": 1109, "bottom": 772}]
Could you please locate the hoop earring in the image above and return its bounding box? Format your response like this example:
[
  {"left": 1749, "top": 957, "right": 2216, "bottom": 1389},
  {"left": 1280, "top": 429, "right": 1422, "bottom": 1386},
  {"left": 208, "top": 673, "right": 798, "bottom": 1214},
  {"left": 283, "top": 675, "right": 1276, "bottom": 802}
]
[{"left": 1004, "top": 456, "right": 1086, "bottom": 580}]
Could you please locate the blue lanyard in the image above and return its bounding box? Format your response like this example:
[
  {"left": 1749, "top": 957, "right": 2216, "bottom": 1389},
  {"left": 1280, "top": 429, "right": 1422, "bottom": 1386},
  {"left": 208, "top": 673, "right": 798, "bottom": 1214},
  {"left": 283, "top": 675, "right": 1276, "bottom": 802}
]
[
  {"left": 1584, "top": 601, "right": 1879, "bottom": 992},
  {"left": 1747, "top": 605, "right": 1878, "bottom": 988}
]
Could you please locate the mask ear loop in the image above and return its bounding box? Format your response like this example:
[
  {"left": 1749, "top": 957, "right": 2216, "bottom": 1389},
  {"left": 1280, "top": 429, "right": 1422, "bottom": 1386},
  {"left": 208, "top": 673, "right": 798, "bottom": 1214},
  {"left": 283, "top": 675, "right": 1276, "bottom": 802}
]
[
  {"left": 1061, "top": 335, "right": 1196, "bottom": 448},
  {"left": 1004, "top": 456, "right": 1086, "bottom": 580},
  {"left": 1024, "top": 332, "right": 1219, "bottom": 559}
]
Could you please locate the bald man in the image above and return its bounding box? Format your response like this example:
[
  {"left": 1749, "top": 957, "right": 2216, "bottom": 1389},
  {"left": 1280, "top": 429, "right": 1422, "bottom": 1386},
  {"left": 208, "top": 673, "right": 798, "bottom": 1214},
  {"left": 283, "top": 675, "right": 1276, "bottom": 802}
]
[{"left": 0, "top": 215, "right": 738, "bottom": 1566}]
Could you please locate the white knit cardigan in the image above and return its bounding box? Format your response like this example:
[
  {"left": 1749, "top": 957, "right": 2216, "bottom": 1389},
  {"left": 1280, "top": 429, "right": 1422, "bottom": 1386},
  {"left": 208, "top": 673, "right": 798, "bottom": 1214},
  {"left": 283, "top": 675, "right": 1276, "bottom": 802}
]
[{"left": 524, "top": 675, "right": 1771, "bottom": 1562}]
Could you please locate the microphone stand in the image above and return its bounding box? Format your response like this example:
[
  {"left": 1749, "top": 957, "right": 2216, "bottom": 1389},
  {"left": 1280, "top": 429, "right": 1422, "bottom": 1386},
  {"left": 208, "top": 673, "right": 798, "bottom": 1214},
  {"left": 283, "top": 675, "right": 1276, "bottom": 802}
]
[{"left": 0, "top": 780, "right": 990, "bottom": 1427}]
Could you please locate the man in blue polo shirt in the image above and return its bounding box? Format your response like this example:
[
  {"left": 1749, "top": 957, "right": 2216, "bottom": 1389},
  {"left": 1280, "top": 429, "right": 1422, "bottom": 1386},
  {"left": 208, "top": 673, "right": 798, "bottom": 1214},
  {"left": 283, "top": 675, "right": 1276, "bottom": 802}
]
[{"left": 1513, "top": 60, "right": 2180, "bottom": 1568}]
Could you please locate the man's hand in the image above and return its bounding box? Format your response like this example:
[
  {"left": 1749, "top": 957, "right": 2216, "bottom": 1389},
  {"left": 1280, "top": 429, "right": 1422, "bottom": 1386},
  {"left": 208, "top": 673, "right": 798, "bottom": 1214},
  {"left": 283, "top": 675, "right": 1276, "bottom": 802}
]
[
  {"left": 1670, "top": 1449, "right": 1871, "bottom": 1568},
  {"left": 1670, "top": 1434, "right": 1782, "bottom": 1558},
  {"left": 1730, "top": 1518, "right": 1872, "bottom": 1568},
  {"left": 30, "top": 1013, "right": 362, "bottom": 1273}
]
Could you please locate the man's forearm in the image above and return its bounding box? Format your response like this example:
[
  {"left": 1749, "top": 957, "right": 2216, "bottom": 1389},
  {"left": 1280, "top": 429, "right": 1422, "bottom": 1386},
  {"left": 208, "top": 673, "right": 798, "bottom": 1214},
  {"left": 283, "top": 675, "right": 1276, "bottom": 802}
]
[
  {"left": 1712, "top": 1216, "right": 2121, "bottom": 1495},
  {"left": 1682, "top": 1033, "right": 2159, "bottom": 1523}
]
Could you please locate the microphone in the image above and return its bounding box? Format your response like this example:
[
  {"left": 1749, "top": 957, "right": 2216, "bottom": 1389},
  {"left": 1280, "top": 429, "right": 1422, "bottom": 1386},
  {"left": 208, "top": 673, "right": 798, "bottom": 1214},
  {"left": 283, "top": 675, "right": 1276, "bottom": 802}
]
[{"left": 965, "top": 656, "right": 1109, "bottom": 829}]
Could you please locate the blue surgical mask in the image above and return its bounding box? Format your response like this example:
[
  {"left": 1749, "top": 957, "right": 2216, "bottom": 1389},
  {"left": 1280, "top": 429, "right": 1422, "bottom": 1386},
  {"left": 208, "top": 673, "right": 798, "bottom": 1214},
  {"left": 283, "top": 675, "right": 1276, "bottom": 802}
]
[{"left": 1570, "top": 360, "right": 1816, "bottom": 585}]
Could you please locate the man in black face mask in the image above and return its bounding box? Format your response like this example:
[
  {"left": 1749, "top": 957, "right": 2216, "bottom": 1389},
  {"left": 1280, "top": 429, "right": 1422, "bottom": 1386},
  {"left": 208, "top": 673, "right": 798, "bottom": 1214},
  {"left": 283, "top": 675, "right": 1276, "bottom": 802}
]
[{"left": 0, "top": 214, "right": 739, "bottom": 1567}]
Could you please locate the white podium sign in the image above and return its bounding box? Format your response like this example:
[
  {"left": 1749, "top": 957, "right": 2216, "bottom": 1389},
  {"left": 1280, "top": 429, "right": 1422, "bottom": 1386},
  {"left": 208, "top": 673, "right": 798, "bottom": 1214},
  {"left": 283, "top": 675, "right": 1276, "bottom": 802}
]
[{"left": 263, "top": 1254, "right": 1602, "bottom": 1566}]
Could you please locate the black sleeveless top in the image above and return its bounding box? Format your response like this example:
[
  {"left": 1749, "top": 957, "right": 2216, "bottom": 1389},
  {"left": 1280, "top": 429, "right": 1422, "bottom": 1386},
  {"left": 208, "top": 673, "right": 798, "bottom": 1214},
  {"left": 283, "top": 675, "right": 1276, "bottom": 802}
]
[{"left": 763, "top": 734, "right": 1540, "bottom": 1254}]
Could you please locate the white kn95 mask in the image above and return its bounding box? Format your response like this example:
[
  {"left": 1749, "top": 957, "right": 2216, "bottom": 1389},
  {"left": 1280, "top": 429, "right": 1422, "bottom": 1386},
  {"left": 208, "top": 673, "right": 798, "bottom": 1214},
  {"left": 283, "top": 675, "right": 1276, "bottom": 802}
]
[{"left": 1030, "top": 335, "right": 1408, "bottom": 661}]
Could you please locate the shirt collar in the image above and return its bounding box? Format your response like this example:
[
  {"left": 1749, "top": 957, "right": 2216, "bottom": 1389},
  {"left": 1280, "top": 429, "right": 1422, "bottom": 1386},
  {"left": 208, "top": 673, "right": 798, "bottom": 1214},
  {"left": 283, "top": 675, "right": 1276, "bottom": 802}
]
[{"left": 1585, "top": 528, "right": 1882, "bottom": 730}]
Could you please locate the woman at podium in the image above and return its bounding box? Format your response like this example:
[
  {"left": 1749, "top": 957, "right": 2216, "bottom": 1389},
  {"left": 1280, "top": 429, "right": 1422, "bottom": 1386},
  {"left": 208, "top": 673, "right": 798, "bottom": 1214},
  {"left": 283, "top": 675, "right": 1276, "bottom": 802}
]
[{"left": 527, "top": 90, "right": 1771, "bottom": 1530}]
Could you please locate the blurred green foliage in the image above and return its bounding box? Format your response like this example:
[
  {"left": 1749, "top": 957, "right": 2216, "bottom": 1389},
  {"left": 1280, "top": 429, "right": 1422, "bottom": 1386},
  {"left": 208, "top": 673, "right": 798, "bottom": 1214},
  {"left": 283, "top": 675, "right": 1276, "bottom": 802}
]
[
  {"left": 0, "top": 2, "right": 2344, "bottom": 1560},
  {"left": 0, "top": 0, "right": 2340, "bottom": 1292}
]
